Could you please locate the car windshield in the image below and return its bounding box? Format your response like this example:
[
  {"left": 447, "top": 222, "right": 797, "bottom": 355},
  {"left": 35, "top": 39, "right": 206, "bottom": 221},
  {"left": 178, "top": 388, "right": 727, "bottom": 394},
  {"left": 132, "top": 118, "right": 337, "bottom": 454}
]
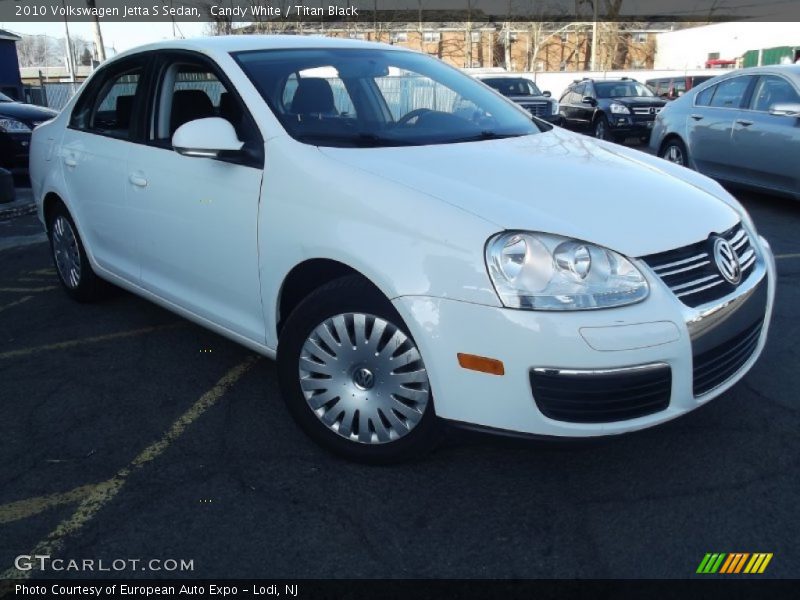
[
  {"left": 234, "top": 48, "right": 540, "bottom": 147},
  {"left": 482, "top": 77, "right": 543, "bottom": 97},
  {"left": 595, "top": 81, "right": 654, "bottom": 98},
  {"left": 0, "top": 92, "right": 13, "bottom": 102}
]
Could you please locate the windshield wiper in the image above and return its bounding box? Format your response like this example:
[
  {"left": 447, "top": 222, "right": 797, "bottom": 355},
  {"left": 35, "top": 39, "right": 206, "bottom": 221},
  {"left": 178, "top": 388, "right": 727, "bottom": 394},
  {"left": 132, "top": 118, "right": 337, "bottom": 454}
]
[
  {"left": 295, "top": 132, "right": 414, "bottom": 148},
  {"left": 443, "top": 131, "right": 529, "bottom": 144}
]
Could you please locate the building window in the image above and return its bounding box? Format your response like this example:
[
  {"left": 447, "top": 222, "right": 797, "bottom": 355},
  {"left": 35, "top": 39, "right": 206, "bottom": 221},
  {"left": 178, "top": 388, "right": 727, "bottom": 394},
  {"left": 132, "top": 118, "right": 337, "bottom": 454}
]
[
  {"left": 470, "top": 31, "right": 481, "bottom": 42},
  {"left": 633, "top": 32, "right": 648, "bottom": 44},
  {"left": 348, "top": 32, "right": 366, "bottom": 40},
  {"left": 391, "top": 32, "right": 408, "bottom": 43},
  {"left": 708, "top": 52, "right": 720, "bottom": 60},
  {"left": 423, "top": 31, "right": 441, "bottom": 43}
]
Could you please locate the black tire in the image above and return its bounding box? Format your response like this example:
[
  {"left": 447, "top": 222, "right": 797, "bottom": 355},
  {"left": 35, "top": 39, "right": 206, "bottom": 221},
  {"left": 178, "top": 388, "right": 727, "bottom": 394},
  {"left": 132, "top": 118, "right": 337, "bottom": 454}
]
[
  {"left": 659, "top": 137, "right": 689, "bottom": 167},
  {"left": 593, "top": 114, "right": 612, "bottom": 141},
  {"left": 277, "top": 275, "right": 440, "bottom": 464},
  {"left": 47, "top": 202, "right": 105, "bottom": 302}
]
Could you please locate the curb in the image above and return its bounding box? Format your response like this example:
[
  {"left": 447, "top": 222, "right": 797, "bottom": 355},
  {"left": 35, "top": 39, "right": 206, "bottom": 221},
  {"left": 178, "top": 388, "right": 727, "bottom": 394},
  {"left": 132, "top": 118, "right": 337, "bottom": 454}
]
[{"left": 0, "top": 202, "right": 36, "bottom": 221}]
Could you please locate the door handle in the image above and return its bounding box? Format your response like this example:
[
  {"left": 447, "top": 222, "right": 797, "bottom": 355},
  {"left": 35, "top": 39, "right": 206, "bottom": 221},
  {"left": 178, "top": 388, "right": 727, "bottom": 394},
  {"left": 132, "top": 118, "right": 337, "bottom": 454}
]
[
  {"left": 129, "top": 174, "right": 148, "bottom": 188},
  {"left": 736, "top": 119, "right": 753, "bottom": 127},
  {"left": 63, "top": 157, "right": 77, "bottom": 167},
  {"left": 690, "top": 114, "right": 704, "bottom": 121}
]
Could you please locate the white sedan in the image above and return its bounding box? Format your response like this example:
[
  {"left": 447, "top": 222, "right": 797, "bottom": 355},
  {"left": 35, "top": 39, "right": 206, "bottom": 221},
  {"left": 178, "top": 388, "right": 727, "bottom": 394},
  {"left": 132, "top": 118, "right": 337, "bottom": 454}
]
[{"left": 29, "top": 36, "right": 775, "bottom": 463}]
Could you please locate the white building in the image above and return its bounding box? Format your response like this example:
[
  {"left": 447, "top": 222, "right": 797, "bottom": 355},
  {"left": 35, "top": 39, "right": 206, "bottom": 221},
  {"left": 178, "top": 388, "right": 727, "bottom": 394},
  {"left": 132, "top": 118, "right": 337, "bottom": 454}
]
[{"left": 655, "top": 22, "right": 800, "bottom": 70}]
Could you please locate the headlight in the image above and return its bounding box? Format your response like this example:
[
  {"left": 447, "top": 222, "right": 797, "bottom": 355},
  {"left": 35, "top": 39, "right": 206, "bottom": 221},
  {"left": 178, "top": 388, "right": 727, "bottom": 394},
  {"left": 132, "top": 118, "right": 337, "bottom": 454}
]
[
  {"left": 609, "top": 103, "right": 630, "bottom": 114},
  {"left": 485, "top": 232, "right": 649, "bottom": 310},
  {"left": 0, "top": 118, "right": 31, "bottom": 133},
  {"left": 551, "top": 101, "right": 559, "bottom": 115}
]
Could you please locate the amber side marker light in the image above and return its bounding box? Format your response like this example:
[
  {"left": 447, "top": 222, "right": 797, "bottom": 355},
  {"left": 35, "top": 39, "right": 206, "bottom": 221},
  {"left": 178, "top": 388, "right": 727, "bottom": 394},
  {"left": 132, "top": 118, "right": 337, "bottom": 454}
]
[{"left": 457, "top": 353, "right": 505, "bottom": 376}]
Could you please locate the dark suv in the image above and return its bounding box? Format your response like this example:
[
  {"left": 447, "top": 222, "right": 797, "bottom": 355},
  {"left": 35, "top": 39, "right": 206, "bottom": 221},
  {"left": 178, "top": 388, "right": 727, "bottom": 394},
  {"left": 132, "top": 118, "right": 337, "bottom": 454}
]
[
  {"left": 0, "top": 92, "right": 57, "bottom": 171},
  {"left": 558, "top": 78, "right": 666, "bottom": 143},
  {"left": 478, "top": 76, "right": 562, "bottom": 125}
]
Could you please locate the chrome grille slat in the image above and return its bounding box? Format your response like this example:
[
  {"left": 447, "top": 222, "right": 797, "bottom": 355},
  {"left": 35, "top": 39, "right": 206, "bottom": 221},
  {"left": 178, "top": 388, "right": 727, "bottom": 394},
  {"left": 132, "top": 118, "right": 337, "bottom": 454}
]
[
  {"left": 675, "top": 278, "right": 725, "bottom": 298},
  {"left": 652, "top": 252, "right": 709, "bottom": 272},
  {"left": 642, "top": 222, "right": 756, "bottom": 308},
  {"left": 658, "top": 260, "right": 711, "bottom": 277},
  {"left": 671, "top": 273, "right": 721, "bottom": 292}
]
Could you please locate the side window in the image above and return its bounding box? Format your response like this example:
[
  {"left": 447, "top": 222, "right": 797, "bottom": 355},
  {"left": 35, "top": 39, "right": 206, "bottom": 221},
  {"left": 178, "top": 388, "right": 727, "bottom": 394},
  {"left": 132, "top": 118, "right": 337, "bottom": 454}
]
[
  {"left": 559, "top": 87, "right": 572, "bottom": 103},
  {"left": 153, "top": 62, "right": 257, "bottom": 144},
  {"left": 750, "top": 75, "right": 800, "bottom": 112},
  {"left": 708, "top": 76, "right": 752, "bottom": 108},
  {"left": 70, "top": 64, "right": 143, "bottom": 139},
  {"left": 695, "top": 84, "right": 716, "bottom": 106}
]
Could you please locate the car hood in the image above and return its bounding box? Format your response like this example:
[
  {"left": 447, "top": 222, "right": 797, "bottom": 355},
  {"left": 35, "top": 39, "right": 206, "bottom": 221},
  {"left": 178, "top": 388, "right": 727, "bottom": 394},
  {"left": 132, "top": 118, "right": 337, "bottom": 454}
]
[
  {"left": 507, "top": 95, "right": 552, "bottom": 103},
  {"left": 319, "top": 128, "right": 740, "bottom": 257},
  {"left": 0, "top": 101, "right": 58, "bottom": 123}
]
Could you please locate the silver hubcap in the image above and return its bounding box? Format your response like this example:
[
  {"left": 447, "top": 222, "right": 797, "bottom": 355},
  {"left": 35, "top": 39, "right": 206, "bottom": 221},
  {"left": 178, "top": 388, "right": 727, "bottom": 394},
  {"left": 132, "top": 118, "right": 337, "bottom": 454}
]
[
  {"left": 298, "top": 313, "right": 431, "bottom": 445},
  {"left": 52, "top": 216, "right": 81, "bottom": 289},
  {"left": 664, "top": 145, "right": 685, "bottom": 165}
]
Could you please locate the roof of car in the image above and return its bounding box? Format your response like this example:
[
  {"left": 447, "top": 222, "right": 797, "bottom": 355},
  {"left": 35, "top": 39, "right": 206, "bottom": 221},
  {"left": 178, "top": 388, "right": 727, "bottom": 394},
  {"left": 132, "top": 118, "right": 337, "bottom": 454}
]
[{"left": 112, "top": 34, "right": 400, "bottom": 61}]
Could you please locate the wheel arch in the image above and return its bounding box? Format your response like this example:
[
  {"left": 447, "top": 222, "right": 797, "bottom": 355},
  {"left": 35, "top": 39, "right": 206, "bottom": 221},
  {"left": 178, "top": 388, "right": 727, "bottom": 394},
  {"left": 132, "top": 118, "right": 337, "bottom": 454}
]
[
  {"left": 42, "top": 191, "right": 66, "bottom": 232},
  {"left": 658, "top": 133, "right": 687, "bottom": 156},
  {"left": 276, "top": 258, "right": 388, "bottom": 337}
]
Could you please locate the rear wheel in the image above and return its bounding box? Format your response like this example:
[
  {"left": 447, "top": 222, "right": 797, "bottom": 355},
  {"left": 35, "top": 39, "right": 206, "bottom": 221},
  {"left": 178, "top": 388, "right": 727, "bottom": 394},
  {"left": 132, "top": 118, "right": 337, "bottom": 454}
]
[
  {"left": 48, "top": 203, "right": 105, "bottom": 302},
  {"left": 277, "top": 275, "right": 440, "bottom": 463},
  {"left": 659, "top": 138, "right": 689, "bottom": 167}
]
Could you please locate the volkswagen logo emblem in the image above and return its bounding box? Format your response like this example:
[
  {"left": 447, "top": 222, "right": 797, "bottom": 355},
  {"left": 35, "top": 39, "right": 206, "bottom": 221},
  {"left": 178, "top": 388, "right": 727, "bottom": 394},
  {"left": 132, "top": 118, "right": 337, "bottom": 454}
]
[
  {"left": 353, "top": 367, "right": 375, "bottom": 391},
  {"left": 713, "top": 237, "right": 741, "bottom": 284}
]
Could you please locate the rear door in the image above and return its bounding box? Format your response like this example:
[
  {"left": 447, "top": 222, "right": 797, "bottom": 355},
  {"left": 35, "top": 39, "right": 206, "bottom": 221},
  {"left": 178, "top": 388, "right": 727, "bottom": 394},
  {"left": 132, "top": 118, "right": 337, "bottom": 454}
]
[
  {"left": 686, "top": 75, "right": 755, "bottom": 179},
  {"left": 730, "top": 74, "right": 800, "bottom": 195},
  {"left": 60, "top": 55, "right": 151, "bottom": 281},
  {"left": 127, "top": 51, "right": 267, "bottom": 342}
]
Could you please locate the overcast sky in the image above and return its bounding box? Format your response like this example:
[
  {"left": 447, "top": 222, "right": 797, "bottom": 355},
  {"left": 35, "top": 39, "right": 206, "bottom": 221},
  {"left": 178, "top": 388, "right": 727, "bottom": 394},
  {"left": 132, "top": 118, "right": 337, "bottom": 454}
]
[{"left": 1, "top": 21, "right": 208, "bottom": 53}]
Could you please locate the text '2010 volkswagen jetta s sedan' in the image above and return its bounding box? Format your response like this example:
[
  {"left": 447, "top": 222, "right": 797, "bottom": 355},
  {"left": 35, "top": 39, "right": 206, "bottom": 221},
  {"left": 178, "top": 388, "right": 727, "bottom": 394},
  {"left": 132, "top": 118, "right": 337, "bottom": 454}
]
[{"left": 29, "top": 36, "right": 775, "bottom": 463}]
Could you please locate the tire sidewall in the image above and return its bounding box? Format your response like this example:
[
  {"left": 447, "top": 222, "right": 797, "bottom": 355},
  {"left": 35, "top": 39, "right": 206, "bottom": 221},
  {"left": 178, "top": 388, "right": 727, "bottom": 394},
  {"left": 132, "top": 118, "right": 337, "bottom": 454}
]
[
  {"left": 660, "top": 139, "right": 688, "bottom": 167},
  {"left": 277, "top": 277, "right": 439, "bottom": 464}
]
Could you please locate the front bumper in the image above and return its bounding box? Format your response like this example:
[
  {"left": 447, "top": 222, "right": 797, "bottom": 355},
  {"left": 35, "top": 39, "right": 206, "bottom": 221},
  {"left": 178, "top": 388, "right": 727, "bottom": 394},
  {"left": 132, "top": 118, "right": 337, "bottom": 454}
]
[
  {"left": 392, "top": 236, "right": 775, "bottom": 438},
  {"left": 607, "top": 115, "right": 656, "bottom": 137}
]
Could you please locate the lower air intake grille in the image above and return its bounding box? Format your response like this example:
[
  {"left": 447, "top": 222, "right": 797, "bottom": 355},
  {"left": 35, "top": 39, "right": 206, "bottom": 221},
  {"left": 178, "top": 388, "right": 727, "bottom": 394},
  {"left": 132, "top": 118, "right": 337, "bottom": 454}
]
[
  {"left": 642, "top": 222, "right": 756, "bottom": 308},
  {"left": 530, "top": 364, "right": 671, "bottom": 423},
  {"left": 693, "top": 319, "right": 763, "bottom": 396}
]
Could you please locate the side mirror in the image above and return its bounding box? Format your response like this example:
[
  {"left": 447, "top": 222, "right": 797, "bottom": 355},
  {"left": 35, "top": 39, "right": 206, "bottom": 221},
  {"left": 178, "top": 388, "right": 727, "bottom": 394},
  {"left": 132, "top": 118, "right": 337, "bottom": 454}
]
[
  {"left": 769, "top": 102, "right": 800, "bottom": 117},
  {"left": 172, "top": 117, "right": 244, "bottom": 158},
  {"left": 542, "top": 90, "right": 552, "bottom": 97},
  {"left": 582, "top": 96, "right": 597, "bottom": 106}
]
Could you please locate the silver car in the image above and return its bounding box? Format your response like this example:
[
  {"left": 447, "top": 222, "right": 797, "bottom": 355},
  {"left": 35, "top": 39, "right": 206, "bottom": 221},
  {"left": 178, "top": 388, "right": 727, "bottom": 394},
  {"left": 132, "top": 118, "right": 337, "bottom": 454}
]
[{"left": 650, "top": 66, "right": 800, "bottom": 200}]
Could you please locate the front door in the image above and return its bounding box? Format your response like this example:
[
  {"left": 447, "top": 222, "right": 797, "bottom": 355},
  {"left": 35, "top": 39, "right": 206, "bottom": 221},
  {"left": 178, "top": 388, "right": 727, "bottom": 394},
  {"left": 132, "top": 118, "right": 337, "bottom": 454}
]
[{"left": 127, "top": 54, "right": 266, "bottom": 343}]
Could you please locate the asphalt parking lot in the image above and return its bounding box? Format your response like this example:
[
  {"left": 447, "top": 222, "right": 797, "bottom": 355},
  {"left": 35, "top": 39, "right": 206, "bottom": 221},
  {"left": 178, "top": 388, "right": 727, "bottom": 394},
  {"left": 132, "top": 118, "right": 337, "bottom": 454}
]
[{"left": 1, "top": 179, "right": 799, "bottom": 580}]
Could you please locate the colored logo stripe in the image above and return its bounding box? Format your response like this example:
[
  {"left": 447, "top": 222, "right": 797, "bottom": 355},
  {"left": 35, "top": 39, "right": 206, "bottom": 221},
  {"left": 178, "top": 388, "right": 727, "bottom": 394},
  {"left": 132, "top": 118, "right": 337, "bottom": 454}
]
[{"left": 697, "top": 553, "right": 773, "bottom": 574}]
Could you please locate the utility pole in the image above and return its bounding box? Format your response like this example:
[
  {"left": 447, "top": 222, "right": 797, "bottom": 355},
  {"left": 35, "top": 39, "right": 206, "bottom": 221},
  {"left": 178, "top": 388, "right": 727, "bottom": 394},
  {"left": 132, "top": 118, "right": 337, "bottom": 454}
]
[
  {"left": 62, "top": 0, "right": 76, "bottom": 83},
  {"left": 590, "top": 0, "right": 599, "bottom": 71},
  {"left": 86, "top": 0, "right": 106, "bottom": 62}
]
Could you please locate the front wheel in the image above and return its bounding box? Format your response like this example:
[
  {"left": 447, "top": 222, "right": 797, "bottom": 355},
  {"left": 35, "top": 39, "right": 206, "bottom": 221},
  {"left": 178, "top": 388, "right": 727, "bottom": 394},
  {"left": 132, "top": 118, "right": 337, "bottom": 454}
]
[
  {"left": 277, "top": 275, "right": 440, "bottom": 464},
  {"left": 593, "top": 115, "right": 612, "bottom": 141},
  {"left": 659, "top": 138, "right": 689, "bottom": 167}
]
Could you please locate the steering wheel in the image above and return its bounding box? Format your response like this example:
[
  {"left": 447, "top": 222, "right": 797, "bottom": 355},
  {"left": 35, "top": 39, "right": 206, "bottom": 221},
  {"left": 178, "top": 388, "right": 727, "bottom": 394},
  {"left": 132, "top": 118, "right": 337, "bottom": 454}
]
[{"left": 396, "top": 108, "right": 433, "bottom": 127}]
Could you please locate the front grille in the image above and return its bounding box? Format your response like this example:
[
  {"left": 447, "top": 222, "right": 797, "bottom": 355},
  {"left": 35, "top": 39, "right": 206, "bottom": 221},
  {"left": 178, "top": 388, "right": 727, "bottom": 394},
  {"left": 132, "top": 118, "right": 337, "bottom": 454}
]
[
  {"left": 693, "top": 319, "right": 763, "bottom": 396},
  {"left": 522, "top": 102, "right": 549, "bottom": 117},
  {"left": 632, "top": 106, "right": 662, "bottom": 116},
  {"left": 530, "top": 364, "right": 671, "bottom": 423},
  {"left": 642, "top": 222, "right": 756, "bottom": 308}
]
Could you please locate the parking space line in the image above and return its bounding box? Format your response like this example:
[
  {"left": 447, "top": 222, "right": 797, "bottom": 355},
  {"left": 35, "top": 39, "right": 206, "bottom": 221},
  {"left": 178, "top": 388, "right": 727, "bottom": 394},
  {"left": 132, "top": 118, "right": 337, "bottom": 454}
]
[
  {"left": 0, "top": 286, "right": 57, "bottom": 293},
  {"left": 0, "top": 296, "right": 32, "bottom": 314},
  {"left": 0, "top": 323, "right": 185, "bottom": 361},
  {"left": 775, "top": 253, "right": 800, "bottom": 260},
  {"left": 28, "top": 269, "right": 56, "bottom": 276},
  {"left": 0, "top": 356, "right": 260, "bottom": 580},
  {"left": 0, "top": 483, "right": 100, "bottom": 525}
]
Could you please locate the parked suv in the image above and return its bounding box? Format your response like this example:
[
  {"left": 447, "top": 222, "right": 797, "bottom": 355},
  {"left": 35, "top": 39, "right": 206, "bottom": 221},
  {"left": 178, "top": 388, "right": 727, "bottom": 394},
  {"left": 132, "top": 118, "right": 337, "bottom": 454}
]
[
  {"left": 559, "top": 78, "right": 667, "bottom": 142},
  {"left": 646, "top": 75, "right": 715, "bottom": 100},
  {"left": 478, "top": 76, "right": 562, "bottom": 124}
]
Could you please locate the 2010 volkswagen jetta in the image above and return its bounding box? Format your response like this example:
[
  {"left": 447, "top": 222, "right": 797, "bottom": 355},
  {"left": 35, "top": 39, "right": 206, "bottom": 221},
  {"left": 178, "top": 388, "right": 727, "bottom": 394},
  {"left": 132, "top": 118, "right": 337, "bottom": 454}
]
[{"left": 29, "top": 36, "right": 775, "bottom": 463}]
